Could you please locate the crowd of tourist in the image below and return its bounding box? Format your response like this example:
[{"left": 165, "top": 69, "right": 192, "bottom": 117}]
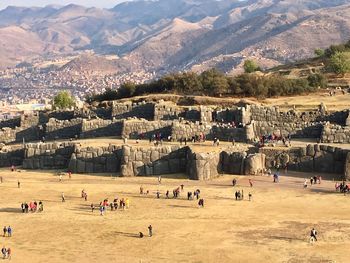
[
  {"left": 20, "top": 201, "right": 43, "bottom": 213},
  {"left": 90, "top": 197, "right": 130, "bottom": 216}
]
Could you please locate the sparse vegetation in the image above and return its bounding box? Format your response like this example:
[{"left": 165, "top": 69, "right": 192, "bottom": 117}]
[
  {"left": 307, "top": 73, "right": 328, "bottom": 88},
  {"left": 53, "top": 90, "right": 75, "bottom": 109},
  {"left": 328, "top": 52, "right": 350, "bottom": 75},
  {"left": 314, "top": 48, "right": 325, "bottom": 58}
]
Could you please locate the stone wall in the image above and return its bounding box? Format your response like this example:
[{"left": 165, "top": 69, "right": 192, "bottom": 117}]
[
  {"left": 154, "top": 101, "right": 184, "bottom": 121},
  {"left": 80, "top": 118, "right": 123, "bottom": 138},
  {"left": 220, "top": 151, "right": 246, "bottom": 175},
  {"left": 252, "top": 121, "right": 323, "bottom": 138},
  {"left": 0, "top": 147, "right": 24, "bottom": 167},
  {"left": 120, "top": 145, "right": 188, "bottom": 176},
  {"left": 111, "top": 101, "right": 155, "bottom": 120},
  {"left": 220, "top": 151, "right": 266, "bottom": 175},
  {"left": 211, "top": 125, "right": 248, "bottom": 142},
  {"left": 23, "top": 142, "right": 75, "bottom": 169},
  {"left": 20, "top": 113, "right": 40, "bottom": 128},
  {"left": 214, "top": 107, "right": 241, "bottom": 123},
  {"left": 321, "top": 124, "right": 350, "bottom": 143},
  {"left": 259, "top": 144, "right": 349, "bottom": 176},
  {"left": 122, "top": 119, "right": 172, "bottom": 139},
  {"left": 249, "top": 105, "right": 321, "bottom": 123},
  {"left": 171, "top": 121, "right": 212, "bottom": 141},
  {"left": 45, "top": 118, "right": 83, "bottom": 140},
  {"left": 199, "top": 106, "right": 213, "bottom": 123},
  {"left": 171, "top": 121, "right": 250, "bottom": 142},
  {"left": 68, "top": 145, "right": 122, "bottom": 173},
  {"left": 0, "top": 117, "right": 20, "bottom": 129}
]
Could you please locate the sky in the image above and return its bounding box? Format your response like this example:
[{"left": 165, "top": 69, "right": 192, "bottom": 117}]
[{"left": 0, "top": 0, "right": 127, "bottom": 10}]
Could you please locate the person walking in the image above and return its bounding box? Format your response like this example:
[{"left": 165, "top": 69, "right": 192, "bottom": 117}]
[
  {"left": 6, "top": 247, "right": 11, "bottom": 260},
  {"left": 304, "top": 179, "right": 308, "bottom": 188},
  {"left": 61, "top": 192, "right": 65, "bottom": 202},
  {"left": 17, "top": 180, "right": 20, "bottom": 188},
  {"left": 3, "top": 226, "right": 7, "bottom": 237},
  {"left": 310, "top": 228, "right": 318, "bottom": 243},
  {"left": 248, "top": 192, "right": 252, "bottom": 201},
  {"left": 7, "top": 226, "right": 12, "bottom": 237},
  {"left": 1, "top": 247, "right": 6, "bottom": 259},
  {"left": 249, "top": 179, "right": 253, "bottom": 187},
  {"left": 148, "top": 225, "right": 153, "bottom": 237}
]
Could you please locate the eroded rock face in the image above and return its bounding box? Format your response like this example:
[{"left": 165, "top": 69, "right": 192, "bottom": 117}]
[{"left": 244, "top": 153, "right": 266, "bottom": 175}]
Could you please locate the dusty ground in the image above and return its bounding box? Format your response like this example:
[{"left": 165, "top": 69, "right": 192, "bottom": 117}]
[{"left": 0, "top": 170, "right": 349, "bottom": 263}]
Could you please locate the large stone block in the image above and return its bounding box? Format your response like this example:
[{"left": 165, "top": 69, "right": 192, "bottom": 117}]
[
  {"left": 244, "top": 153, "right": 266, "bottom": 175},
  {"left": 133, "top": 161, "right": 145, "bottom": 176},
  {"left": 306, "top": 144, "right": 315, "bottom": 156},
  {"left": 344, "top": 152, "right": 350, "bottom": 180}
]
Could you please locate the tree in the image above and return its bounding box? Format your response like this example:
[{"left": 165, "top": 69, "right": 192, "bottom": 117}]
[
  {"left": 53, "top": 91, "right": 75, "bottom": 109},
  {"left": 174, "top": 72, "right": 202, "bottom": 93},
  {"left": 307, "top": 73, "right": 327, "bottom": 88},
  {"left": 243, "top": 59, "right": 260, "bottom": 73},
  {"left": 328, "top": 52, "right": 350, "bottom": 75},
  {"left": 118, "top": 82, "right": 136, "bottom": 98},
  {"left": 314, "top": 48, "right": 325, "bottom": 58},
  {"left": 200, "top": 69, "right": 229, "bottom": 95}
]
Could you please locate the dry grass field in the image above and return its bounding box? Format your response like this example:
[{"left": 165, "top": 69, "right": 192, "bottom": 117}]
[
  {"left": 117, "top": 90, "right": 350, "bottom": 112},
  {"left": 0, "top": 169, "right": 349, "bottom": 263}
]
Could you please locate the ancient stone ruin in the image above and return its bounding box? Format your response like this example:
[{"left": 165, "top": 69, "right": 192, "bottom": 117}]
[{"left": 0, "top": 99, "right": 349, "bottom": 180}]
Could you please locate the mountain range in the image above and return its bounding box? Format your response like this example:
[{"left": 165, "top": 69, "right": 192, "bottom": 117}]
[{"left": 1, "top": 0, "right": 350, "bottom": 73}]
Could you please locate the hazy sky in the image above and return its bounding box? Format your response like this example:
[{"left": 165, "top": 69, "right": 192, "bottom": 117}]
[{"left": 0, "top": 0, "right": 127, "bottom": 10}]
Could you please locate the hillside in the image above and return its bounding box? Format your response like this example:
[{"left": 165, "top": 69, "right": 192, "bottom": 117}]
[{"left": 0, "top": 0, "right": 350, "bottom": 72}]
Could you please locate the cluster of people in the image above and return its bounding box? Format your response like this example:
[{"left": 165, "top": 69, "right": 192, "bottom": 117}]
[
  {"left": 310, "top": 176, "right": 322, "bottom": 185},
  {"left": 335, "top": 181, "right": 349, "bottom": 193},
  {"left": 258, "top": 133, "right": 291, "bottom": 147},
  {"left": 149, "top": 133, "right": 164, "bottom": 146},
  {"left": 234, "top": 190, "right": 244, "bottom": 200},
  {"left": 21, "top": 201, "right": 43, "bottom": 213},
  {"left": 91, "top": 197, "right": 130, "bottom": 215},
  {"left": 139, "top": 186, "right": 150, "bottom": 195},
  {"left": 1, "top": 247, "right": 11, "bottom": 260},
  {"left": 187, "top": 189, "right": 201, "bottom": 200},
  {"left": 179, "top": 133, "right": 206, "bottom": 145},
  {"left": 2, "top": 226, "right": 12, "bottom": 237}
]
